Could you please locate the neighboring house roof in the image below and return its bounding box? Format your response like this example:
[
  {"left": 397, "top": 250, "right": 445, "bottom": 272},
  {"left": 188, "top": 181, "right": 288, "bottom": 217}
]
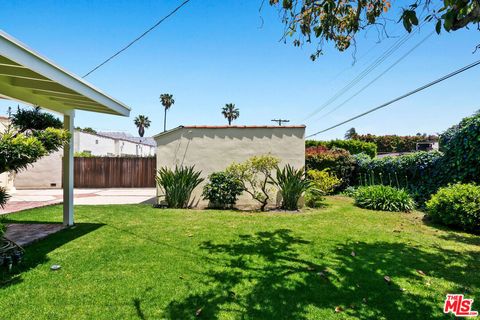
[
  {"left": 97, "top": 131, "right": 156, "bottom": 147},
  {"left": 153, "top": 125, "right": 307, "bottom": 139}
]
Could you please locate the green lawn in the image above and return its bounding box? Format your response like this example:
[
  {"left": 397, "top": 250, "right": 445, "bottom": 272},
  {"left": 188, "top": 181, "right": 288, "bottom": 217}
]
[{"left": 1, "top": 196, "right": 479, "bottom": 319}]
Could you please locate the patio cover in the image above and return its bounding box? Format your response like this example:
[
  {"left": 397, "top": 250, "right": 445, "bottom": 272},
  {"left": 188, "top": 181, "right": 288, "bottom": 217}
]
[{"left": 0, "top": 30, "right": 130, "bottom": 225}]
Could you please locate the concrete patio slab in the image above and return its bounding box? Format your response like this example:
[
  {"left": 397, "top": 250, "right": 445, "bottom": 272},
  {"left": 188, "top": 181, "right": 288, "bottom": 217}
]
[
  {"left": 0, "top": 188, "right": 156, "bottom": 214},
  {"left": 4, "top": 223, "right": 66, "bottom": 247}
]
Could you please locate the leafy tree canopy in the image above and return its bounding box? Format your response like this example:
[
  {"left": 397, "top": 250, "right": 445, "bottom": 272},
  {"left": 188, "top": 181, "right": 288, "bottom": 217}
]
[
  {"left": 0, "top": 107, "right": 70, "bottom": 207},
  {"left": 268, "top": 0, "right": 480, "bottom": 60},
  {"left": 11, "top": 106, "right": 63, "bottom": 132}
]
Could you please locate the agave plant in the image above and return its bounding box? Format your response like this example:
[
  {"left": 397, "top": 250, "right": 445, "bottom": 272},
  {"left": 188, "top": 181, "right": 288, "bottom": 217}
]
[
  {"left": 0, "top": 187, "right": 11, "bottom": 209},
  {"left": 271, "top": 165, "right": 310, "bottom": 210},
  {"left": 156, "top": 166, "right": 204, "bottom": 208}
]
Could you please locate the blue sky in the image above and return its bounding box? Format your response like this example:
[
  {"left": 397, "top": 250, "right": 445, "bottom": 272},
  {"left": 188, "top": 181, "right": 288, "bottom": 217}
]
[{"left": 1, "top": 0, "right": 479, "bottom": 140}]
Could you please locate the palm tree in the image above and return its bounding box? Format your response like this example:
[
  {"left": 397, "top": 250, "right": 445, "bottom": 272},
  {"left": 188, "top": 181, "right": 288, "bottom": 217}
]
[
  {"left": 221, "top": 103, "right": 240, "bottom": 125},
  {"left": 160, "top": 93, "right": 175, "bottom": 132},
  {"left": 134, "top": 115, "right": 151, "bottom": 138}
]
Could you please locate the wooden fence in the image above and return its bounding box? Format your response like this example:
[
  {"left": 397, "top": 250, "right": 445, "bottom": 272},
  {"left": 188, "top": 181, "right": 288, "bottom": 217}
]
[{"left": 74, "top": 157, "right": 156, "bottom": 188}]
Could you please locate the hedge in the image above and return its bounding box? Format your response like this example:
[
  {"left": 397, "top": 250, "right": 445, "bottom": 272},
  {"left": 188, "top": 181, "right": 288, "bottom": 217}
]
[
  {"left": 439, "top": 111, "right": 480, "bottom": 183},
  {"left": 353, "top": 134, "right": 438, "bottom": 153},
  {"left": 355, "top": 151, "right": 444, "bottom": 203},
  {"left": 306, "top": 139, "right": 377, "bottom": 158}
]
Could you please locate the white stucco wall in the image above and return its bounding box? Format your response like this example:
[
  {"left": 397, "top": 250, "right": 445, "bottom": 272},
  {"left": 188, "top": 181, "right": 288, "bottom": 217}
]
[
  {"left": 154, "top": 126, "right": 306, "bottom": 209},
  {"left": 14, "top": 151, "right": 62, "bottom": 189}
]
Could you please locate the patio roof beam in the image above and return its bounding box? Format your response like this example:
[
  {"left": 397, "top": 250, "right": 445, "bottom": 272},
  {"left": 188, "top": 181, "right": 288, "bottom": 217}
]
[
  {"left": 0, "top": 65, "right": 51, "bottom": 81},
  {"left": 48, "top": 96, "right": 104, "bottom": 107},
  {"left": 10, "top": 77, "right": 78, "bottom": 95},
  {"left": 0, "top": 55, "right": 21, "bottom": 66}
]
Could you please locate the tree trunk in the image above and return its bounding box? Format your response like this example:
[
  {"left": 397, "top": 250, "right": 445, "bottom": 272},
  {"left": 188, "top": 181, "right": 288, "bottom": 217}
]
[
  {"left": 138, "top": 127, "right": 145, "bottom": 137},
  {"left": 260, "top": 201, "right": 267, "bottom": 212},
  {"left": 228, "top": 118, "right": 232, "bottom": 125},
  {"left": 164, "top": 108, "right": 167, "bottom": 132}
]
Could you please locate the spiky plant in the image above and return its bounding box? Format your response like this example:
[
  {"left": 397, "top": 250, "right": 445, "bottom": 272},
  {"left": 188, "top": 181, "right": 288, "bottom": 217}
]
[
  {"left": 271, "top": 165, "right": 310, "bottom": 210},
  {"left": 156, "top": 166, "right": 204, "bottom": 208}
]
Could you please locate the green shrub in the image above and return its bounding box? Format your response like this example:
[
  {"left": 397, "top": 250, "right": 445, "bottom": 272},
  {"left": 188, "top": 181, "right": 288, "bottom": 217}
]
[
  {"left": 156, "top": 166, "right": 204, "bottom": 208},
  {"left": 305, "top": 147, "right": 356, "bottom": 189},
  {"left": 272, "top": 165, "right": 310, "bottom": 210},
  {"left": 202, "top": 172, "right": 244, "bottom": 209},
  {"left": 74, "top": 151, "right": 94, "bottom": 157},
  {"left": 426, "top": 183, "right": 480, "bottom": 233},
  {"left": 304, "top": 188, "right": 325, "bottom": 208},
  {"left": 306, "top": 139, "right": 377, "bottom": 158},
  {"left": 307, "top": 169, "right": 341, "bottom": 195},
  {"left": 342, "top": 186, "right": 358, "bottom": 197},
  {"left": 354, "top": 185, "right": 415, "bottom": 212},
  {"left": 226, "top": 155, "right": 280, "bottom": 211}
]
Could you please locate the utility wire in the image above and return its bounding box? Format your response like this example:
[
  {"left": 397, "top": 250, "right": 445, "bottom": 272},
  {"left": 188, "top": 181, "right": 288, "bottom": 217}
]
[
  {"left": 317, "top": 31, "right": 434, "bottom": 120},
  {"left": 302, "top": 22, "right": 427, "bottom": 121},
  {"left": 306, "top": 59, "right": 480, "bottom": 138},
  {"left": 83, "top": 0, "right": 192, "bottom": 78}
]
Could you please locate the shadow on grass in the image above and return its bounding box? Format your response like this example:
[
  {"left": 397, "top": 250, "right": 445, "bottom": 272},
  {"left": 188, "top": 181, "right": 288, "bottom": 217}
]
[
  {"left": 165, "top": 229, "right": 479, "bottom": 319},
  {"left": 0, "top": 222, "right": 104, "bottom": 289},
  {"left": 422, "top": 216, "right": 480, "bottom": 244}
]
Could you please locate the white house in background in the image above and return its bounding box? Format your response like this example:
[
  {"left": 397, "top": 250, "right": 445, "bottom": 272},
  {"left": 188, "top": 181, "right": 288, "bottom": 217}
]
[{"left": 6, "top": 125, "right": 156, "bottom": 189}]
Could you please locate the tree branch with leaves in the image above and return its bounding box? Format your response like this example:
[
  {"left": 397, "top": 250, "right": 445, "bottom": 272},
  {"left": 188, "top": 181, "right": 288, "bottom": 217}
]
[
  {"left": 268, "top": 0, "right": 480, "bottom": 60},
  {"left": 0, "top": 107, "right": 70, "bottom": 208}
]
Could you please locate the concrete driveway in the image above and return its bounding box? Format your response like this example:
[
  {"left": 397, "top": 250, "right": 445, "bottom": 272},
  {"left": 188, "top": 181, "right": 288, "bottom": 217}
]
[{"left": 0, "top": 188, "right": 157, "bottom": 214}]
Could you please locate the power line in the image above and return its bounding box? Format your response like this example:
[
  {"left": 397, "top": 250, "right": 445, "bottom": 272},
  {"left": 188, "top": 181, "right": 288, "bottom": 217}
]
[
  {"left": 83, "top": 0, "right": 192, "bottom": 78},
  {"left": 306, "top": 59, "right": 480, "bottom": 138},
  {"left": 302, "top": 22, "right": 428, "bottom": 121},
  {"left": 317, "top": 31, "right": 434, "bottom": 120},
  {"left": 302, "top": 31, "right": 415, "bottom": 120}
]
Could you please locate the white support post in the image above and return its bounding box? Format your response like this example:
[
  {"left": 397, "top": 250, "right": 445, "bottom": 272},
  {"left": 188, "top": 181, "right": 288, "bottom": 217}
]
[{"left": 63, "top": 111, "right": 75, "bottom": 226}]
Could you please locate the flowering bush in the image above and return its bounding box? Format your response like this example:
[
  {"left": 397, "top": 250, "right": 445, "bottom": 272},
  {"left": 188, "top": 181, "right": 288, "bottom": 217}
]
[
  {"left": 305, "top": 147, "right": 356, "bottom": 189},
  {"left": 306, "top": 139, "right": 377, "bottom": 157}
]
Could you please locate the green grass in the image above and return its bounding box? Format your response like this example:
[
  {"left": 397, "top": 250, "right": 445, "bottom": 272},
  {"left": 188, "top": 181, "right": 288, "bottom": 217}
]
[{"left": 0, "top": 196, "right": 479, "bottom": 319}]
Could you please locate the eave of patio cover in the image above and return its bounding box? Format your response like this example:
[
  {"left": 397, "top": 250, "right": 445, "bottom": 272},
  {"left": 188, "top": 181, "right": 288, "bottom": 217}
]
[{"left": 0, "top": 30, "right": 131, "bottom": 226}]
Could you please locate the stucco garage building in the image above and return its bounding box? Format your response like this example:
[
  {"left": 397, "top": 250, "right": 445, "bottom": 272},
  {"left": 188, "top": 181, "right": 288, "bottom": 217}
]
[{"left": 154, "top": 125, "right": 306, "bottom": 209}]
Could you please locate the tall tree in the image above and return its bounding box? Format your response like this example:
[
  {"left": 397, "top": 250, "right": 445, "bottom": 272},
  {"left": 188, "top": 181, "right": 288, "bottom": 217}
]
[
  {"left": 134, "top": 115, "right": 152, "bottom": 138},
  {"left": 0, "top": 106, "right": 69, "bottom": 208},
  {"left": 160, "top": 93, "right": 175, "bottom": 132},
  {"left": 268, "top": 0, "right": 480, "bottom": 60},
  {"left": 345, "top": 127, "right": 357, "bottom": 140},
  {"left": 221, "top": 103, "right": 240, "bottom": 125}
]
